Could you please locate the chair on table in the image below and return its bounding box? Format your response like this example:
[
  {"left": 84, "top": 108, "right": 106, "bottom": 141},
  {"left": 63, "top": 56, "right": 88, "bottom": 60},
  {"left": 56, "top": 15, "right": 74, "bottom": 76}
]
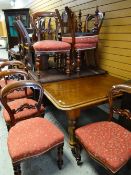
[
  {"left": 32, "top": 11, "right": 59, "bottom": 41},
  {"left": 55, "top": 6, "right": 105, "bottom": 75},
  {"left": 0, "top": 80, "right": 64, "bottom": 175},
  {"left": 14, "top": 18, "right": 35, "bottom": 71},
  {"left": 31, "top": 11, "right": 71, "bottom": 77},
  {"left": 0, "top": 69, "right": 32, "bottom": 101},
  {"left": 75, "top": 84, "right": 131, "bottom": 174}
]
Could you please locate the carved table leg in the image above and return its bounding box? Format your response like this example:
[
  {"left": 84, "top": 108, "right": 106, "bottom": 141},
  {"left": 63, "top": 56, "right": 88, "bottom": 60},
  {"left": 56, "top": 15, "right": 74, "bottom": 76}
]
[{"left": 66, "top": 109, "right": 80, "bottom": 154}]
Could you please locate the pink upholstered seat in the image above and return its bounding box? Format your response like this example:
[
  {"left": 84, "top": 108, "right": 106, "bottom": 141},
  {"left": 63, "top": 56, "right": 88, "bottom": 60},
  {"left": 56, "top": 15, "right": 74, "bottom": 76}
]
[
  {"left": 75, "top": 43, "right": 97, "bottom": 50},
  {"left": 62, "top": 35, "right": 99, "bottom": 44},
  {"left": 8, "top": 117, "right": 64, "bottom": 163},
  {"left": 3, "top": 98, "right": 45, "bottom": 124},
  {"left": 1, "top": 80, "right": 64, "bottom": 173},
  {"left": 75, "top": 121, "right": 131, "bottom": 173},
  {"left": 33, "top": 40, "right": 71, "bottom": 52}
]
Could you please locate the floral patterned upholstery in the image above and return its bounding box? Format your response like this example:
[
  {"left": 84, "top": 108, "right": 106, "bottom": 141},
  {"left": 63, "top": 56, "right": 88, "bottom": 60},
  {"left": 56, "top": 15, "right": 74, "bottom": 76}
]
[
  {"left": 62, "top": 35, "right": 99, "bottom": 44},
  {"left": 0, "top": 79, "right": 33, "bottom": 100},
  {"left": 8, "top": 117, "right": 64, "bottom": 162},
  {"left": 3, "top": 98, "right": 45, "bottom": 124},
  {"left": 75, "top": 121, "right": 131, "bottom": 173},
  {"left": 33, "top": 40, "right": 71, "bottom": 52}
]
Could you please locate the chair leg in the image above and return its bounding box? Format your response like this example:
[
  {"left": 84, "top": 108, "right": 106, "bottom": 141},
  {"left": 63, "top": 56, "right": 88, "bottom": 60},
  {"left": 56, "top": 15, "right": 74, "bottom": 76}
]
[
  {"left": 76, "top": 50, "right": 80, "bottom": 75},
  {"left": 35, "top": 54, "right": 41, "bottom": 78},
  {"left": 57, "top": 143, "right": 64, "bottom": 169},
  {"left": 71, "top": 142, "right": 82, "bottom": 166},
  {"left": 66, "top": 52, "right": 71, "bottom": 76},
  {"left": 75, "top": 143, "right": 82, "bottom": 165},
  {"left": 13, "top": 163, "right": 21, "bottom": 175}
]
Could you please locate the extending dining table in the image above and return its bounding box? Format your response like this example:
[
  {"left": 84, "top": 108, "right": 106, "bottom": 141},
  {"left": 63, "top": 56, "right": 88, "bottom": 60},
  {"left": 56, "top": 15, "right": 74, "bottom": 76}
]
[{"left": 42, "top": 74, "right": 124, "bottom": 150}]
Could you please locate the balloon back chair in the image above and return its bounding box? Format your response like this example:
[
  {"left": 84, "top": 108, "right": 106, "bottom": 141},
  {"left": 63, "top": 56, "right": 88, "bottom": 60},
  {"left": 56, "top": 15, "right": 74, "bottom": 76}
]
[
  {"left": 75, "top": 84, "right": 131, "bottom": 174},
  {"left": 32, "top": 11, "right": 71, "bottom": 78},
  {"left": 0, "top": 80, "right": 64, "bottom": 175},
  {"left": 55, "top": 6, "right": 105, "bottom": 75},
  {"left": 0, "top": 69, "right": 32, "bottom": 101},
  {"left": 14, "top": 18, "right": 35, "bottom": 71},
  {"left": 32, "top": 11, "right": 59, "bottom": 41},
  {"left": 0, "top": 60, "right": 26, "bottom": 71}
]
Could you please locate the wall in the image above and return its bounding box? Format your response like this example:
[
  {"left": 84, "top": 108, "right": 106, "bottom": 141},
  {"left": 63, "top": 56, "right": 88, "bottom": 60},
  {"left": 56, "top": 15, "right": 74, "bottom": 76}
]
[{"left": 24, "top": 0, "right": 131, "bottom": 80}]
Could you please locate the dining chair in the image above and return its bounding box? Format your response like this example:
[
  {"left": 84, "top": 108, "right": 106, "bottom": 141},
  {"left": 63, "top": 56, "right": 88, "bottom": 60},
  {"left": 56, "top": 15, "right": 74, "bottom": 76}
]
[
  {"left": 0, "top": 80, "right": 64, "bottom": 175},
  {"left": 0, "top": 69, "right": 32, "bottom": 101},
  {"left": 31, "top": 11, "right": 71, "bottom": 77},
  {"left": 75, "top": 84, "right": 131, "bottom": 174},
  {"left": 0, "top": 60, "right": 26, "bottom": 71},
  {"left": 55, "top": 6, "right": 105, "bottom": 75},
  {"left": 14, "top": 18, "right": 35, "bottom": 71}
]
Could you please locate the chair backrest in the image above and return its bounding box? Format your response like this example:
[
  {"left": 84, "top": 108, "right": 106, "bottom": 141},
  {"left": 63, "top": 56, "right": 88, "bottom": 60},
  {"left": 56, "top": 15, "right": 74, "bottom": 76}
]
[
  {"left": 0, "top": 80, "right": 44, "bottom": 126},
  {"left": 108, "top": 84, "right": 131, "bottom": 121},
  {"left": 0, "top": 61, "right": 26, "bottom": 71},
  {"left": 32, "top": 11, "right": 59, "bottom": 41},
  {"left": 56, "top": 6, "right": 105, "bottom": 38},
  {"left": 14, "top": 18, "right": 32, "bottom": 46},
  {"left": 84, "top": 6, "right": 105, "bottom": 34},
  {"left": 0, "top": 69, "right": 29, "bottom": 85}
]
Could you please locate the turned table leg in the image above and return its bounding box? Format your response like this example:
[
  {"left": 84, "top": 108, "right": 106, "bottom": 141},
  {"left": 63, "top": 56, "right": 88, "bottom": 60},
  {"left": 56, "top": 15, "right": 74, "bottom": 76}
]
[{"left": 66, "top": 109, "right": 80, "bottom": 153}]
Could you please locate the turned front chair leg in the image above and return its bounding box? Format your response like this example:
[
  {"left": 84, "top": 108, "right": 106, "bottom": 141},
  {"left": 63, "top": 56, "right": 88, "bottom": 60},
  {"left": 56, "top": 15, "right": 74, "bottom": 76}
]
[
  {"left": 35, "top": 54, "right": 40, "bottom": 78},
  {"left": 13, "top": 163, "right": 21, "bottom": 175},
  {"left": 57, "top": 143, "right": 64, "bottom": 169},
  {"left": 76, "top": 50, "right": 80, "bottom": 75},
  {"left": 66, "top": 52, "right": 71, "bottom": 76}
]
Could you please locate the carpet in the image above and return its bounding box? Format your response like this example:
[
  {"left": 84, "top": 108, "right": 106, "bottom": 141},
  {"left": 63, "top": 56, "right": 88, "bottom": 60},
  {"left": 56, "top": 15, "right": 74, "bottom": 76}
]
[{"left": 0, "top": 104, "right": 130, "bottom": 175}]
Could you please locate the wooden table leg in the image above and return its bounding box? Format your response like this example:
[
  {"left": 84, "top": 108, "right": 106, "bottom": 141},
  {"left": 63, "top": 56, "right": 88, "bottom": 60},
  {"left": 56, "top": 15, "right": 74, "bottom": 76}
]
[{"left": 66, "top": 109, "right": 80, "bottom": 153}]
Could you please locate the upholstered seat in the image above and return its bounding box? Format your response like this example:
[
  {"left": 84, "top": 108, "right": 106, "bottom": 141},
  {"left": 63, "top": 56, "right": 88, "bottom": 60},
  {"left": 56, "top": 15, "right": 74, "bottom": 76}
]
[
  {"left": 1, "top": 80, "right": 64, "bottom": 174},
  {"left": 8, "top": 117, "right": 64, "bottom": 162},
  {"left": 75, "top": 43, "right": 97, "bottom": 50},
  {"left": 3, "top": 98, "right": 45, "bottom": 124},
  {"left": 74, "top": 84, "right": 131, "bottom": 174},
  {"left": 75, "top": 121, "right": 131, "bottom": 173},
  {"left": 33, "top": 40, "right": 71, "bottom": 52},
  {"left": 62, "top": 35, "right": 98, "bottom": 44}
]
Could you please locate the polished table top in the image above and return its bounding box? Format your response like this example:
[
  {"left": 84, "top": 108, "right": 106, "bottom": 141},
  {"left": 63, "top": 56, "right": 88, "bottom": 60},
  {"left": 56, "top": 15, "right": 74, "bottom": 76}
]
[{"left": 43, "top": 74, "right": 124, "bottom": 110}]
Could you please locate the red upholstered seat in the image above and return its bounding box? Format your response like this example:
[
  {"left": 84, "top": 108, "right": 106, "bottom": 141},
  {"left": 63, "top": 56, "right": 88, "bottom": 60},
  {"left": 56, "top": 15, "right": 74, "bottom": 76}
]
[
  {"left": 33, "top": 40, "right": 71, "bottom": 52},
  {"left": 0, "top": 79, "right": 33, "bottom": 100},
  {"left": 75, "top": 121, "right": 131, "bottom": 173},
  {"left": 62, "top": 35, "right": 99, "bottom": 44},
  {"left": 3, "top": 98, "right": 45, "bottom": 124},
  {"left": 8, "top": 117, "right": 64, "bottom": 162},
  {"left": 75, "top": 43, "right": 96, "bottom": 50}
]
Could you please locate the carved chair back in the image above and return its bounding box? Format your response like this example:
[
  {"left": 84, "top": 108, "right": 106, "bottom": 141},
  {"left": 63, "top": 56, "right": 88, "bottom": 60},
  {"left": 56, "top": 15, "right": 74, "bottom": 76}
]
[
  {"left": 32, "top": 11, "right": 59, "bottom": 41},
  {"left": 84, "top": 6, "right": 105, "bottom": 34},
  {"left": 0, "top": 60, "right": 26, "bottom": 71},
  {"left": 14, "top": 18, "right": 35, "bottom": 70},
  {"left": 0, "top": 80, "right": 44, "bottom": 126},
  {"left": 108, "top": 84, "right": 131, "bottom": 121},
  {"left": 0, "top": 69, "right": 29, "bottom": 91}
]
